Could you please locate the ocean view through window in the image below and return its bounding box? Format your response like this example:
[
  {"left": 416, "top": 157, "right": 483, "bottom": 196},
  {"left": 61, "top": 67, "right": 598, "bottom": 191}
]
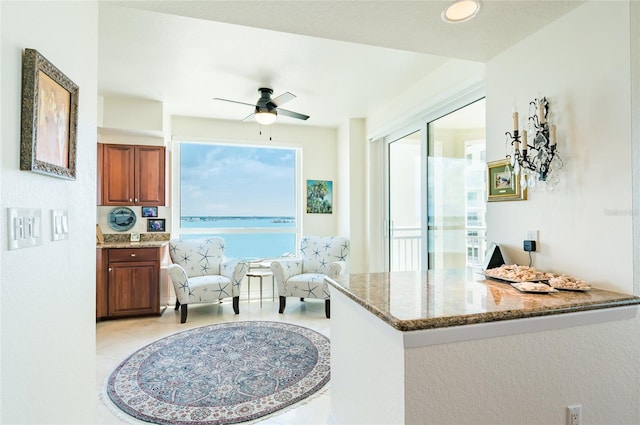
[{"left": 179, "top": 142, "right": 298, "bottom": 259}]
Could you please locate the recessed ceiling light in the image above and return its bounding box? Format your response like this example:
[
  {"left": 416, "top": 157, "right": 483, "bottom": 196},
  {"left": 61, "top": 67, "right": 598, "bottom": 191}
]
[{"left": 441, "top": 0, "right": 481, "bottom": 23}]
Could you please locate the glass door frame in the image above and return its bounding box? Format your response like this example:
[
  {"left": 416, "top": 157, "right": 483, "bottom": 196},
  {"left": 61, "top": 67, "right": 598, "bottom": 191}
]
[
  {"left": 382, "top": 86, "right": 485, "bottom": 271},
  {"left": 384, "top": 123, "right": 428, "bottom": 272}
]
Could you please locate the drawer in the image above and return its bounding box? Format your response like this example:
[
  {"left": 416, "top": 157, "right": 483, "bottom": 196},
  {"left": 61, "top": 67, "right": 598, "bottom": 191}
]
[{"left": 108, "top": 247, "right": 158, "bottom": 262}]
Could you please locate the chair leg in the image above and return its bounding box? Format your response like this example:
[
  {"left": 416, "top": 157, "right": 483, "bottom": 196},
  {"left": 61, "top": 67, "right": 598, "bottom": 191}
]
[
  {"left": 279, "top": 296, "right": 286, "bottom": 314},
  {"left": 233, "top": 296, "right": 240, "bottom": 314},
  {"left": 175, "top": 299, "right": 180, "bottom": 311},
  {"left": 300, "top": 297, "right": 305, "bottom": 301},
  {"left": 180, "top": 304, "right": 188, "bottom": 323},
  {"left": 325, "top": 299, "right": 331, "bottom": 318}
]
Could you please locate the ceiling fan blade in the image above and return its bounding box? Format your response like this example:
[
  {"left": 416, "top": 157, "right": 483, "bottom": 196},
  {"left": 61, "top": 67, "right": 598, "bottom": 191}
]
[
  {"left": 276, "top": 107, "right": 310, "bottom": 121},
  {"left": 270, "top": 92, "right": 296, "bottom": 108},
  {"left": 241, "top": 112, "right": 255, "bottom": 122},
  {"left": 213, "top": 97, "right": 255, "bottom": 108}
]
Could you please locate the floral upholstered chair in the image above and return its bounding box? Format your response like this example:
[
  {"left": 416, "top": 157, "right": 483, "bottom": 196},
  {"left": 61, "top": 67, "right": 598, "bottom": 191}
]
[
  {"left": 168, "top": 237, "right": 248, "bottom": 323},
  {"left": 271, "top": 236, "right": 350, "bottom": 318}
]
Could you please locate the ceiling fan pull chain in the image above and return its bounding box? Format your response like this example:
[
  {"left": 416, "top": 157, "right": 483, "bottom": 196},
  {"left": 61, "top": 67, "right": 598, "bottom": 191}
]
[{"left": 270, "top": 126, "right": 272, "bottom": 141}]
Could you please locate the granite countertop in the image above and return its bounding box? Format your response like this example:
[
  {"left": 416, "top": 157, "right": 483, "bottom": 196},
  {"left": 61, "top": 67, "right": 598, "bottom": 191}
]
[
  {"left": 97, "top": 232, "right": 170, "bottom": 249},
  {"left": 325, "top": 269, "right": 640, "bottom": 332},
  {"left": 98, "top": 241, "right": 169, "bottom": 249}
]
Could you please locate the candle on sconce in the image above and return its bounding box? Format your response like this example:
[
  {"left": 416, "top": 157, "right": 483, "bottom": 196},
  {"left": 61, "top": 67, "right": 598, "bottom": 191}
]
[
  {"left": 539, "top": 101, "right": 546, "bottom": 124},
  {"left": 513, "top": 111, "right": 519, "bottom": 132},
  {"left": 550, "top": 125, "right": 556, "bottom": 146},
  {"left": 521, "top": 130, "right": 527, "bottom": 150}
]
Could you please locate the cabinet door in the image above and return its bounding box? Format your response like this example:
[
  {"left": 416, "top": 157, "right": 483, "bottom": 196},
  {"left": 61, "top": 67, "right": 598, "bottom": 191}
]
[
  {"left": 96, "top": 248, "right": 108, "bottom": 319},
  {"left": 108, "top": 261, "right": 159, "bottom": 317},
  {"left": 101, "top": 144, "right": 135, "bottom": 206},
  {"left": 135, "top": 145, "right": 165, "bottom": 206}
]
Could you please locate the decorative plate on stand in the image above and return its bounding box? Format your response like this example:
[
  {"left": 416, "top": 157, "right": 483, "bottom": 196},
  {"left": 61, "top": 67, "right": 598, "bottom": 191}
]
[{"left": 108, "top": 207, "right": 137, "bottom": 231}]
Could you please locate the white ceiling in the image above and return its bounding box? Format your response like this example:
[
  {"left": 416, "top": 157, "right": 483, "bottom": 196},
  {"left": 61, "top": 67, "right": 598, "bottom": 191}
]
[{"left": 98, "top": 1, "right": 584, "bottom": 129}]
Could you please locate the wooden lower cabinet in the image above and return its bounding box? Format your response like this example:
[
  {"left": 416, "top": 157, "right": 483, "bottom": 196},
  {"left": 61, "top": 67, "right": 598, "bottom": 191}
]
[{"left": 96, "top": 245, "right": 170, "bottom": 320}]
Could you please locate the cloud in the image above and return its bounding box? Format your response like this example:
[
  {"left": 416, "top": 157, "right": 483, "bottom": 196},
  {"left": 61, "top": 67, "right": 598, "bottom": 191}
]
[{"left": 180, "top": 143, "right": 295, "bottom": 217}]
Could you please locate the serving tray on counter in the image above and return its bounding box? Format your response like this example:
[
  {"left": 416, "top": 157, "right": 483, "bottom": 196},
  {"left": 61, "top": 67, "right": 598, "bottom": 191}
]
[
  {"left": 479, "top": 272, "right": 549, "bottom": 284},
  {"left": 511, "top": 282, "right": 558, "bottom": 294},
  {"left": 551, "top": 286, "right": 591, "bottom": 292}
]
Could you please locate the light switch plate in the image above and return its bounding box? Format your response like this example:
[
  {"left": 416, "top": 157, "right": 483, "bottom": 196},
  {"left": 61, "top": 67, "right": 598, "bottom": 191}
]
[
  {"left": 52, "top": 209, "right": 69, "bottom": 241},
  {"left": 7, "top": 207, "right": 43, "bottom": 250}
]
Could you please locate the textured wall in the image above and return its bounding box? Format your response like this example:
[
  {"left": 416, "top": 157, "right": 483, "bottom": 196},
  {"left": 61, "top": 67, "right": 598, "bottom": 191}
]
[
  {"left": 405, "top": 316, "right": 639, "bottom": 424},
  {"left": 486, "top": 1, "right": 633, "bottom": 294},
  {"left": 1, "top": 1, "right": 98, "bottom": 423}
]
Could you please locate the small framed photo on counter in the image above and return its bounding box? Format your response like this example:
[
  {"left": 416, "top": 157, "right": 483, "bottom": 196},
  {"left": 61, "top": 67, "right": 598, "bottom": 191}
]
[
  {"left": 147, "top": 218, "right": 165, "bottom": 232},
  {"left": 142, "top": 206, "right": 158, "bottom": 217}
]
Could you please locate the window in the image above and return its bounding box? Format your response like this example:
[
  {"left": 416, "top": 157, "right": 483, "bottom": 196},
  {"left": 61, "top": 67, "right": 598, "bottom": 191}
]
[{"left": 178, "top": 142, "right": 298, "bottom": 259}]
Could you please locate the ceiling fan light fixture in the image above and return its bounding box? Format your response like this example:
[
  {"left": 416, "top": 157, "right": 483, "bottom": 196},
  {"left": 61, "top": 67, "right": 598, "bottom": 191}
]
[
  {"left": 441, "top": 0, "right": 481, "bottom": 23},
  {"left": 255, "top": 109, "right": 277, "bottom": 126}
]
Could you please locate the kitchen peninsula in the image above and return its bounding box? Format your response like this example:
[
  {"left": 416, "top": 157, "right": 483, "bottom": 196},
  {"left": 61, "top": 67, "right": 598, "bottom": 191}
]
[{"left": 326, "top": 270, "right": 640, "bottom": 425}]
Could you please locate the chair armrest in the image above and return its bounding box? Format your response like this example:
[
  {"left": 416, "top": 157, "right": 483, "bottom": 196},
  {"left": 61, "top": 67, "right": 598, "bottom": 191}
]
[
  {"left": 220, "top": 258, "right": 249, "bottom": 283},
  {"left": 270, "top": 259, "right": 303, "bottom": 285},
  {"left": 168, "top": 263, "right": 191, "bottom": 304},
  {"left": 326, "top": 261, "right": 347, "bottom": 279}
]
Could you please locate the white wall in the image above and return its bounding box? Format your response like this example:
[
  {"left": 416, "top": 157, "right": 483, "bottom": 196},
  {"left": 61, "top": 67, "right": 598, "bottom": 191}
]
[
  {"left": 171, "top": 116, "right": 339, "bottom": 238},
  {"left": 100, "top": 95, "right": 164, "bottom": 134},
  {"left": 337, "top": 118, "right": 367, "bottom": 273},
  {"left": 631, "top": 0, "right": 640, "bottom": 297},
  {"left": 404, "top": 314, "right": 639, "bottom": 424},
  {"left": 366, "top": 58, "right": 484, "bottom": 140},
  {"left": 0, "top": 1, "right": 98, "bottom": 423},
  {"left": 486, "top": 0, "right": 633, "bottom": 294},
  {"left": 0, "top": 2, "right": 4, "bottom": 420}
]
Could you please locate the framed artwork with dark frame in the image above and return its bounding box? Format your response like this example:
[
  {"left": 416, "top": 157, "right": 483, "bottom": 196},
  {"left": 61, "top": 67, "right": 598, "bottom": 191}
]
[
  {"left": 142, "top": 206, "right": 158, "bottom": 217},
  {"left": 147, "top": 218, "right": 166, "bottom": 232},
  {"left": 20, "top": 48, "right": 79, "bottom": 180},
  {"left": 487, "top": 159, "right": 527, "bottom": 202},
  {"left": 306, "top": 179, "right": 333, "bottom": 214}
]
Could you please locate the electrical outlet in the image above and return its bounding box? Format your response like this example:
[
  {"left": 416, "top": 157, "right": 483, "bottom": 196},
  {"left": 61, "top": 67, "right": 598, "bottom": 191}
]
[
  {"left": 567, "top": 405, "right": 581, "bottom": 425},
  {"left": 526, "top": 230, "right": 538, "bottom": 242}
]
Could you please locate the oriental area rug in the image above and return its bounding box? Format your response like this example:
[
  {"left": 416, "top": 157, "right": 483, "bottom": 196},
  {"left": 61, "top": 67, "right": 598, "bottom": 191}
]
[{"left": 106, "top": 321, "right": 330, "bottom": 425}]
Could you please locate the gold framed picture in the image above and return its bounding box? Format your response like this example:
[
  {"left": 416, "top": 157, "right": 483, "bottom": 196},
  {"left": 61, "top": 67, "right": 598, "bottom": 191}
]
[
  {"left": 20, "top": 48, "right": 79, "bottom": 180},
  {"left": 487, "top": 159, "right": 527, "bottom": 202}
]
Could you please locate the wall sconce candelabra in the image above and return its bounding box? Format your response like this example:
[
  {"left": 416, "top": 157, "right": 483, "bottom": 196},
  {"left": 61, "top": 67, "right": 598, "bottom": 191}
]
[{"left": 505, "top": 97, "right": 563, "bottom": 190}]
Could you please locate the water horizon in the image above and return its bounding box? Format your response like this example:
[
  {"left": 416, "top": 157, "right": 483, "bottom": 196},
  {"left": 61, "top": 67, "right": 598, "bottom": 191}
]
[{"left": 180, "top": 216, "right": 296, "bottom": 259}]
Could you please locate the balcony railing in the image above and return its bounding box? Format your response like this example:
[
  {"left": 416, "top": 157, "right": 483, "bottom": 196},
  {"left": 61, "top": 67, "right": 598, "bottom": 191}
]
[{"left": 390, "top": 226, "right": 486, "bottom": 271}]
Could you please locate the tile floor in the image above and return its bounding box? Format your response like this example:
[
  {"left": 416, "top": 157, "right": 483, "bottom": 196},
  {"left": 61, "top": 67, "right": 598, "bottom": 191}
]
[{"left": 96, "top": 287, "right": 332, "bottom": 425}]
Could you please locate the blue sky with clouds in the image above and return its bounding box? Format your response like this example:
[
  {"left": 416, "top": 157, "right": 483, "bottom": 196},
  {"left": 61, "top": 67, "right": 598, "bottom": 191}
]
[{"left": 180, "top": 143, "right": 295, "bottom": 217}]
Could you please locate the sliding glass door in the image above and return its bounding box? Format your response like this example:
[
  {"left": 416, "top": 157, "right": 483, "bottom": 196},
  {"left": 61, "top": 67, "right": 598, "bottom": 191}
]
[
  {"left": 388, "top": 130, "right": 423, "bottom": 271},
  {"left": 427, "top": 99, "right": 486, "bottom": 269},
  {"left": 385, "top": 97, "right": 486, "bottom": 271}
]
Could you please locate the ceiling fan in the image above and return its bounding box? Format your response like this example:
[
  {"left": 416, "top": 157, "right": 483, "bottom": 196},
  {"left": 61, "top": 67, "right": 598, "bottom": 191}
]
[{"left": 214, "top": 87, "right": 310, "bottom": 125}]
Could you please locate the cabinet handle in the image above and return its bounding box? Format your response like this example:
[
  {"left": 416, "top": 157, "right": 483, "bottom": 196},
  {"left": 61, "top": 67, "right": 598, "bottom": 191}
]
[
  {"left": 108, "top": 267, "right": 112, "bottom": 272},
  {"left": 134, "top": 198, "right": 138, "bottom": 203},
  {"left": 129, "top": 198, "right": 133, "bottom": 202},
  {"left": 130, "top": 253, "right": 136, "bottom": 257}
]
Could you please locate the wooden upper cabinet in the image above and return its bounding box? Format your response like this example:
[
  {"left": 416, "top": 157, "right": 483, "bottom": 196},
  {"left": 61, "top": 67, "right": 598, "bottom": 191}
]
[
  {"left": 99, "top": 144, "right": 165, "bottom": 206},
  {"left": 135, "top": 145, "right": 166, "bottom": 206},
  {"left": 101, "top": 144, "right": 135, "bottom": 205}
]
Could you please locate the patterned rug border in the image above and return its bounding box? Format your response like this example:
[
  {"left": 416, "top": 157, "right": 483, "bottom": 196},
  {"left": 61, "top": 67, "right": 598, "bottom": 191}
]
[
  {"left": 104, "top": 321, "right": 331, "bottom": 425},
  {"left": 100, "top": 377, "right": 330, "bottom": 425}
]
